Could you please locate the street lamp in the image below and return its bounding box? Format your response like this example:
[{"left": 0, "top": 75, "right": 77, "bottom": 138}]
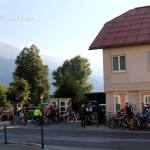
[{"left": 40, "top": 96, "right": 43, "bottom": 104}]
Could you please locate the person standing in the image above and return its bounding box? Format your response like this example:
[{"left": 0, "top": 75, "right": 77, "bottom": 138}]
[
  {"left": 124, "top": 103, "right": 129, "bottom": 113},
  {"left": 96, "top": 104, "right": 103, "bottom": 126},
  {"left": 79, "top": 104, "right": 86, "bottom": 128},
  {"left": 132, "top": 104, "right": 138, "bottom": 116},
  {"left": 14, "top": 104, "right": 21, "bottom": 121},
  {"left": 126, "top": 104, "right": 134, "bottom": 130}
]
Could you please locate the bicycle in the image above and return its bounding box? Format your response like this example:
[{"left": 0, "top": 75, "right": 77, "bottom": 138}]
[
  {"left": 109, "top": 111, "right": 127, "bottom": 129},
  {"left": 33, "top": 115, "right": 45, "bottom": 126},
  {"left": 109, "top": 114, "right": 119, "bottom": 129},
  {"left": 103, "top": 112, "right": 112, "bottom": 126},
  {"left": 85, "top": 113, "right": 95, "bottom": 126},
  {"left": 145, "top": 119, "right": 150, "bottom": 131},
  {"left": 66, "top": 112, "right": 77, "bottom": 123},
  {"left": 133, "top": 113, "right": 145, "bottom": 130},
  {"left": 117, "top": 114, "right": 132, "bottom": 130},
  {"left": 11, "top": 113, "right": 27, "bottom": 126}
]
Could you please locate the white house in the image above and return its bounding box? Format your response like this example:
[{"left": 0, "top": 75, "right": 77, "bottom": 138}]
[{"left": 89, "top": 6, "right": 150, "bottom": 114}]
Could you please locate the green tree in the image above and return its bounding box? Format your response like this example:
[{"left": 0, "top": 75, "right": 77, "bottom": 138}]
[
  {"left": 13, "top": 44, "right": 50, "bottom": 104},
  {"left": 0, "top": 84, "right": 9, "bottom": 107},
  {"left": 7, "top": 77, "right": 30, "bottom": 104},
  {"left": 52, "top": 55, "right": 93, "bottom": 112}
]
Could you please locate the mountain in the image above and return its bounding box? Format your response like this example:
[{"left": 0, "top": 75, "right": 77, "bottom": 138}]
[
  {"left": 0, "top": 43, "right": 104, "bottom": 94},
  {"left": 89, "top": 75, "right": 104, "bottom": 92},
  {"left": 0, "top": 42, "right": 20, "bottom": 59},
  {"left": 0, "top": 58, "right": 15, "bottom": 86}
]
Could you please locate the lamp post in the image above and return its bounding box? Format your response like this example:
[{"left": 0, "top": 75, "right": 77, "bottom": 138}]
[{"left": 40, "top": 96, "right": 43, "bottom": 104}]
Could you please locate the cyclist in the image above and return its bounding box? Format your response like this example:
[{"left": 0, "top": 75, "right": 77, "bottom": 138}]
[
  {"left": 142, "top": 104, "right": 150, "bottom": 117},
  {"left": 33, "top": 108, "right": 43, "bottom": 125},
  {"left": 142, "top": 104, "right": 150, "bottom": 126}
]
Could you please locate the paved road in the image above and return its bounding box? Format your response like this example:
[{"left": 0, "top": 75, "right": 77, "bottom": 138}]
[{"left": 0, "top": 121, "right": 150, "bottom": 150}]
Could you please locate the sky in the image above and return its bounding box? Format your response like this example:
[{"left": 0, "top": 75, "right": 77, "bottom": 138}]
[{"left": 0, "top": 0, "right": 150, "bottom": 76}]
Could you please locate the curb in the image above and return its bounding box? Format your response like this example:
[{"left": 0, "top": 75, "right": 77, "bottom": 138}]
[
  {"left": 0, "top": 141, "right": 57, "bottom": 150},
  {"left": 0, "top": 141, "right": 41, "bottom": 148}
]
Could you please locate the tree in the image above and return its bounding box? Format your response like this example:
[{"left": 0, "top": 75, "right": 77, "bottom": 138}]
[
  {"left": 52, "top": 55, "right": 93, "bottom": 112},
  {"left": 13, "top": 44, "right": 50, "bottom": 104},
  {"left": 0, "top": 84, "right": 9, "bottom": 107},
  {"left": 7, "top": 77, "right": 30, "bottom": 104}
]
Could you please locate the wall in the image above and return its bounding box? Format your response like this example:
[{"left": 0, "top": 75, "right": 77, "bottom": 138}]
[{"left": 103, "top": 45, "right": 150, "bottom": 92}]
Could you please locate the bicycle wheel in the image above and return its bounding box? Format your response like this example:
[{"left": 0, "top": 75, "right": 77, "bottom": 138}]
[
  {"left": 145, "top": 122, "right": 150, "bottom": 131},
  {"left": 135, "top": 119, "right": 144, "bottom": 130},
  {"left": 20, "top": 117, "right": 27, "bottom": 126},
  {"left": 46, "top": 117, "right": 52, "bottom": 125},
  {"left": 103, "top": 116, "right": 111, "bottom": 126},
  {"left": 109, "top": 119, "right": 117, "bottom": 129},
  {"left": 33, "top": 118, "right": 40, "bottom": 126},
  {"left": 90, "top": 114, "right": 95, "bottom": 125},
  {"left": 10, "top": 118, "right": 16, "bottom": 125},
  {"left": 42, "top": 117, "right": 49, "bottom": 126},
  {"left": 118, "top": 122, "right": 126, "bottom": 130}
]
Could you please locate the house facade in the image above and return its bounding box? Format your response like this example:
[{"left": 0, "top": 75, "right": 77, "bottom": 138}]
[{"left": 89, "top": 6, "right": 150, "bottom": 114}]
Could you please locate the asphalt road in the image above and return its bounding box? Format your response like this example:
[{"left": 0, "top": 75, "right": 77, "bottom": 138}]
[{"left": 0, "top": 121, "right": 150, "bottom": 150}]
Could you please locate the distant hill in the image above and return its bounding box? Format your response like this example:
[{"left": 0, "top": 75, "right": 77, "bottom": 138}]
[
  {"left": 89, "top": 75, "right": 104, "bottom": 92},
  {"left": 0, "top": 43, "right": 104, "bottom": 94},
  {"left": 0, "top": 58, "right": 15, "bottom": 86},
  {"left": 0, "top": 42, "right": 20, "bottom": 59}
]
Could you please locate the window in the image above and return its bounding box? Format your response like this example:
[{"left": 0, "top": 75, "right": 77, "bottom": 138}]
[
  {"left": 125, "top": 95, "right": 129, "bottom": 103},
  {"left": 144, "top": 95, "right": 150, "bottom": 104},
  {"left": 112, "top": 55, "right": 126, "bottom": 72},
  {"left": 116, "top": 95, "right": 121, "bottom": 112},
  {"left": 61, "top": 107, "right": 65, "bottom": 112},
  {"left": 147, "top": 52, "right": 150, "bottom": 70},
  {"left": 67, "top": 101, "right": 71, "bottom": 105},
  {"left": 52, "top": 102, "right": 56, "bottom": 105},
  {"left": 60, "top": 102, "right": 65, "bottom": 106}
]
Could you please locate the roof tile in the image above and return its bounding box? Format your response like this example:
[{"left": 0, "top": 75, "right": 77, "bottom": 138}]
[
  {"left": 112, "top": 37, "right": 125, "bottom": 45},
  {"left": 89, "top": 6, "right": 150, "bottom": 50},
  {"left": 124, "top": 35, "right": 137, "bottom": 44},
  {"left": 117, "top": 31, "right": 128, "bottom": 37},
  {"left": 139, "top": 28, "right": 150, "bottom": 34},
  {"left": 143, "top": 18, "right": 150, "bottom": 23},
  {"left": 130, "top": 23, "right": 141, "bottom": 30},
  {"left": 136, "top": 34, "right": 150, "bottom": 42},
  {"left": 127, "top": 29, "right": 139, "bottom": 36},
  {"left": 141, "top": 22, "right": 150, "bottom": 28}
]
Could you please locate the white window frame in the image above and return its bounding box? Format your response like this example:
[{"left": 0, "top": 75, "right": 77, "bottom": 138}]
[
  {"left": 116, "top": 95, "right": 121, "bottom": 104},
  {"left": 115, "top": 95, "right": 121, "bottom": 112},
  {"left": 112, "top": 55, "right": 126, "bottom": 72},
  {"left": 144, "top": 95, "right": 150, "bottom": 104},
  {"left": 125, "top": 95, "right": 129, "bottom": 103},
  {"left": 147, "top": 52, "right": 150, "bottom": 70}
]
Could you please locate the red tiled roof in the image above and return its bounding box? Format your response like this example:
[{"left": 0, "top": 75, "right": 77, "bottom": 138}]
[{"left": 89, "top": 6, "right": 150, "bottom": 50}]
